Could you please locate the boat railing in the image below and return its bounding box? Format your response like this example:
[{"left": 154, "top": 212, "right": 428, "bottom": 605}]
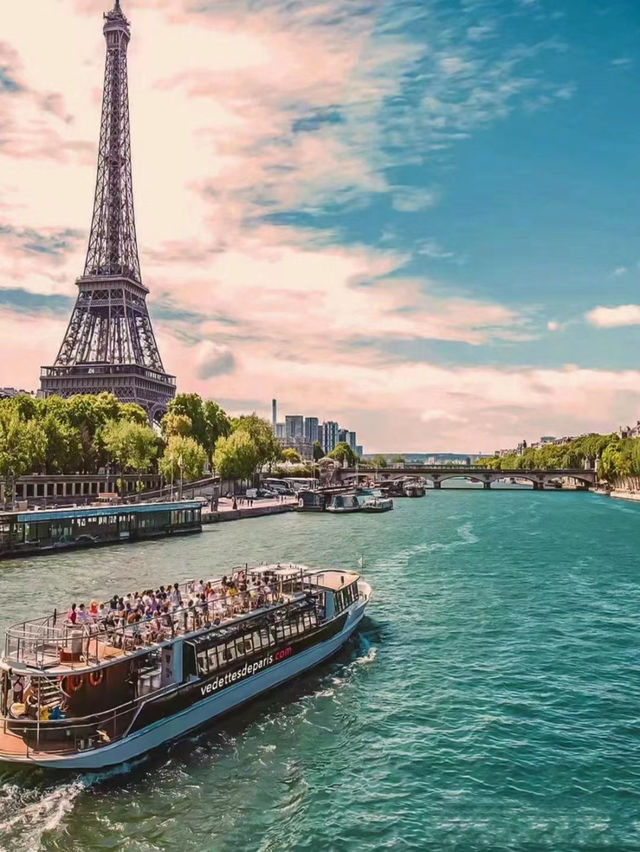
[
  {"left": 11, "top": 693, "right": 145, "bottom": 757},
  {"left": 4, "top": 573, "right": 320, "bottom": 668}
]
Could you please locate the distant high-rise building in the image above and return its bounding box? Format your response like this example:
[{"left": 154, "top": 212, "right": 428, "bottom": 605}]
[
  {"left": 322, "top": 421, "right": 339, "bottom": 453},
  {"left": 338, "top": 428, "right": 348, "bottom": 444},
  {"left": 356, "top": 444, "right": 363, "bottom": 457},
  {"left": 304, "top": 417, "right": 319, "bottom": 444},
  {"left": 271, "top": 399, "right": 277, "bottom": 429},
  {"left": 347, "top": 431, "right": 357, "bottom": 451},
  {"left": 285, "top": 415, "right": 304, "bottom": 440},
  {"left": 275, "top": 422, "right": 285, "bottom": 439}
]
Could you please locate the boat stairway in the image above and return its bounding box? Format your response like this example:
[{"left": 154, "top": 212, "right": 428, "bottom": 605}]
[{"left": 33, "top": 676, "right": 62, "bottom": 709}]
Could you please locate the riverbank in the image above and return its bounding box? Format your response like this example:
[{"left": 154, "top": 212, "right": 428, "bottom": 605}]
[
  {"left": 609, "top": 489, "right": 640, "bottom": 502},
  {"left": 202, "top": 496, "right": 297, "bottom": 524}
]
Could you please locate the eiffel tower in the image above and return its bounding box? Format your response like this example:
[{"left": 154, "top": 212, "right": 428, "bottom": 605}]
[{"left": 40, "top": 0, "right": 175, "bottom": 422}]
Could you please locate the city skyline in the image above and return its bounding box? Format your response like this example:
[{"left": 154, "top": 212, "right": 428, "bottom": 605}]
[{"left": 2, "top": 1, "right": 640, "bottom": 452}]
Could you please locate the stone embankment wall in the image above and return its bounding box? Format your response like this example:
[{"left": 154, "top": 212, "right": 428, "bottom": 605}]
[{"left": 607, "top": 476, "right": 640, "bottom": 501}]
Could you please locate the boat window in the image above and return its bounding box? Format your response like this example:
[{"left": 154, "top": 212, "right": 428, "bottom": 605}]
[
  {"left": 183, "top": 642, "right": 198, "bottom": 679},
  {"left": 235, "top": 637, "right": 252, "bottom": 657},
  {"left": 197, "top": 650, "right": 209, "bottom": 675}
]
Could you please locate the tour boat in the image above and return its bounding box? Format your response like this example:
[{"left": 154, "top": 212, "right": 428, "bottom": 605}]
[
  {"left": 361, "top": 497, "right": 394, "bottom": 513},
  {"left": 403, "top": 482, "right": 426, "bottom": 498},
  {"left": 0, "top": 565, "right": 371, "bottom": 770},
  {"left": 325, "top": 494, "right": 362, "bottom": 513}
]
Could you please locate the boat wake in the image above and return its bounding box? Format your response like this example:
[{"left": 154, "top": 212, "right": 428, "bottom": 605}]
[
  {"left": 0, "top": 759, "right": 147, "bottom": 851},
  {"left": 379, "top": 521, "right": 479, "bottom": 569},
  {"left": 0, "top": 776, "right": 86, "bottom": 851}
]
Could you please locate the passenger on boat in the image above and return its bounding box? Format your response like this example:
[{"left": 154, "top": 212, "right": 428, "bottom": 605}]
[
  {"left": 66, "top": 603, "right": 77, "bottom": 624},
  {"left": 170, "top": 583, "right": 183, "bottom": 609}
]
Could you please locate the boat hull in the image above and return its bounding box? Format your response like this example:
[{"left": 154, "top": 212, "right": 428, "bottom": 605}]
[{"left": 11, "top": 596, "right": 368, "bottom": 771}]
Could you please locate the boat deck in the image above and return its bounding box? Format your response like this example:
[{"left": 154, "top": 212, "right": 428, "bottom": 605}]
[{"left": 0, "top": 727, "right": 28, "bottom": 757}]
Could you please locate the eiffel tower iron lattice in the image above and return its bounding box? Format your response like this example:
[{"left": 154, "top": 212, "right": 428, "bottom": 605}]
[{"left": 40, "top": 0, "right": 175, "bottom": 422}]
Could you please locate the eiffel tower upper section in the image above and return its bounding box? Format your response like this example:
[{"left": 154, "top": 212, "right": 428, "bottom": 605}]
[{"left": 40, "top": 0, "right": 175, "bottom": 422}]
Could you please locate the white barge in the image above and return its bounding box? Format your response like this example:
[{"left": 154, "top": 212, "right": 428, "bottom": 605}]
[{"left": 0, "top": 565, "right": 370, "bottom": 770}]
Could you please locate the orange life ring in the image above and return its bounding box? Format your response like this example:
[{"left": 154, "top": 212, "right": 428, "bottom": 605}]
[
  {"left": 62, "top": 674, "right": 83, "bottom": 694},
  {"left": 88, "top": 669, "right": 104, "bottom": 687}
]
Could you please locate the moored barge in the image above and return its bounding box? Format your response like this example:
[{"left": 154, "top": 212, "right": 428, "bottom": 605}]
[
  {"left": 0, "top": 500, "right": 202, "bottom": 559},
  {"left": 0, "top": 565, "right": 370, "bottom": 770}
]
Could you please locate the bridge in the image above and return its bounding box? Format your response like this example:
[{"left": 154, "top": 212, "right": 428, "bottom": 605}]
[{"left": 322, "top": 466, "right": 597, "bottom": 490}]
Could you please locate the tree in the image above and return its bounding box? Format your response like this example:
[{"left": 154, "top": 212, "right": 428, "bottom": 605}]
[
  {"left": 161, "top": 411, "right": 192, "bottom": 440},
  {"left": 231, "top": 414, "right": 281, "bottom": 470},
  {"left": 312, "top": 441, "right": 324, "bottom": 462},
  {"left": 41, "top": 413, "right": 83, "bottom": 475},
  {"left": 202, "top": 400, "right": 231, "bottom": 459},
  {"left": 0, "top": 409, "right": 46, "bottom": 506},
  {"left": 328, "top": 441, "right": 357, "bottom": 466},
  {"left": 213, "top": 431, "right": 261, "bottom": 480},
  {"left": 391, "top": 455, "right": 405, "bottom": 465},
  {"left": 166, "top": 393, "right": 231, "bottom": 461},
  {"left": 118, "top": 402, "right": 148, "bottom": 426},
  {"left": 282, "top": 448, "right": 302, "bottom": 463},
  {"left": 159, "top": 435, "right": 207, "bottom": 483},
  {"left": 373, "top": 454, "right": 388, "bottom": 468},
  {"left": 101, "top": 420, "right": 158, "bottom": 483}
]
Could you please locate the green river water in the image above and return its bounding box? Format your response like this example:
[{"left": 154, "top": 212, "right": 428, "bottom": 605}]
[{"left": 1, "top": 489, "right": 640, "bottom": 851}]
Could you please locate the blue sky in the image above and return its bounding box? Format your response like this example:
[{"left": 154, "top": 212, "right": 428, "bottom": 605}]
[{"left": 2, "top": 0, "right": 640, "bottom": 451}]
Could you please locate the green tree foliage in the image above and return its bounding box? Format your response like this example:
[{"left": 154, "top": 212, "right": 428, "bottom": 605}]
[
  {"left": 0, "top": 393, "right": 149, "bottom": 475},
  {"left": 390, "top": 454, "right": 405, "bottom": 464},
  {"left": 41, "top": 412, "right": 84, "bottom": 475},
  {"left": 0, "top": 408, "right": 46, "bottom": 504},
  {"left": 231, "top": 414, "right": 281, "bottom": 469},
  {"left": 159, "top": 435, "right": 207, "bottom": 482},
  {"left": 213, "top": 431, "right": 262, "bottom": 480},
  {"left": 312, "top": 441, "right": 324, "bottom": 462},
  {"left": 167, "top": 393, "right": 231, "bottom": 461},
  {"left": 282, "top": 448, "right": 302, "bottom": 463},
  {"left": 161, "top": 411, "right": 192, "bottom": 440},
  {"left": 328, "top": 441, "right": 357, "bottom": 466},
  {"left": 373, "top": 454, "right": 388, "bottom": 468},
  {"left": 101, "top": 420, "right": 158, "bottom": 479},
  {"left": 476, "top": 432, "right": 636, "bottom": 482}
]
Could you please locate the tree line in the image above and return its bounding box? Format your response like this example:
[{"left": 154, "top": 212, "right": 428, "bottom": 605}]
[
  {"left": 476, "top": 432, "right": 640, "bottom": 481},
  {"left": 0, "top": 391, "right": 367, "bottom": 499}
]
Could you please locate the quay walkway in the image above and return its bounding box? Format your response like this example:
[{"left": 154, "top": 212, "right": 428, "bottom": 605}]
[{"left": 202, "top": 497, "right": 297, "bottom": 524}]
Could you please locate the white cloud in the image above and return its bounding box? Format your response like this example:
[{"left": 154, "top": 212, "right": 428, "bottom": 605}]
[
  {"left": 547, "top": 320, "right": 559, "bottom": 331},
  {"left": 416, "top": 239, "right": 455, "bottom": 260},
  {"left": 613, "top": 266, "right": 628, "bottom": 277},
  {"left": 391, "top": 187, "right": 437, "bottom": 212},
  {"left": 586, "top": 305, "right": 640, "bottom": 328}
]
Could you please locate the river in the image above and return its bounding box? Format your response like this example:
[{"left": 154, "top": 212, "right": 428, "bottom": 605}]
[{"left": 1, "top": 490, "right": 640, "bottom": 851}]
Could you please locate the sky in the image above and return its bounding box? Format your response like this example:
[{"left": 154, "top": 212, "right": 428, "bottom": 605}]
[{"left": 2, "top": 0, "right": 640, "bottom": 453}]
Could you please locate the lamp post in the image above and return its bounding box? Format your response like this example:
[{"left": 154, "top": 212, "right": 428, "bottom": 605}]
[
  {"left": 169, "top": 453, "right": 174, "bottom": 501},
  {"left": 178, "top": 454, "right": 184, "bottom": 501}
]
